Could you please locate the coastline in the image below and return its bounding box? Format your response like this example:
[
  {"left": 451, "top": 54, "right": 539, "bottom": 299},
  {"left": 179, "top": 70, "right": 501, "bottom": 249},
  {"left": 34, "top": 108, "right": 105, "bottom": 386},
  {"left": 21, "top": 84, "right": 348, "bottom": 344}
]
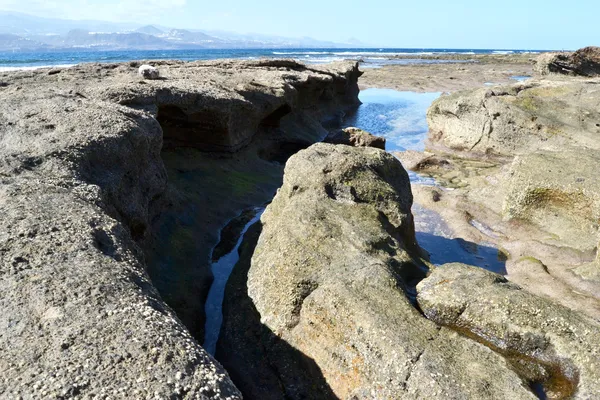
[
  {"left": 360, "top": 55, "right": 534, "bottom": 92},
  {"left": 3, "top": 49, "right": 600, "bottom": 399}
]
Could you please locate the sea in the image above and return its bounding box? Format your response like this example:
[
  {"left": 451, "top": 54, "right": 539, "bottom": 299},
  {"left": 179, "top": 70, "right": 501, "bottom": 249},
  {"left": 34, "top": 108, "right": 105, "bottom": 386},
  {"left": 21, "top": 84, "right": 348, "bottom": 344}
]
[{"left": 0, "top": 48, "right": 543, "bottom": 71}]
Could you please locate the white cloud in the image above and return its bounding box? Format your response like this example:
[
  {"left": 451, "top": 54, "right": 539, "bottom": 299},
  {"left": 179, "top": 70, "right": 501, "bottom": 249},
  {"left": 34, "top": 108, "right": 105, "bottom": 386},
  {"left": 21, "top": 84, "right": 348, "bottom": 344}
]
[{"left": 0, "top": 0, "right": 187, "bottom": 22}]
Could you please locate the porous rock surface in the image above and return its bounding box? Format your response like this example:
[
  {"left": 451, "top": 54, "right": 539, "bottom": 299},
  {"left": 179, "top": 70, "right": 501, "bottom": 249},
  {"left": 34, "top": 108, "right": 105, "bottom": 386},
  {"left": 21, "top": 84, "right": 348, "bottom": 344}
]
[
  {"left": 426, "top": 79, "right": 600, "bottom": 157},
  {"left": 219, "top": 143, "right": 537, "bottom": 399},
  {"left": 417, "top": 263, "right": 600, "bottom": 399},
  {"left": 324, "top": 126, "right": 386, "bottom": 149},
  {"left": 534, "top": 46, "right": 600, "bottom": 77},
  {"left": 503, "top": 149, "right": 600, "bottom": 252},
  {"left": 403, "top": 71, "right": 600, "bottom": 319},
  {"left": 0, "top": 59, "right": 361, "bottom": 398}
]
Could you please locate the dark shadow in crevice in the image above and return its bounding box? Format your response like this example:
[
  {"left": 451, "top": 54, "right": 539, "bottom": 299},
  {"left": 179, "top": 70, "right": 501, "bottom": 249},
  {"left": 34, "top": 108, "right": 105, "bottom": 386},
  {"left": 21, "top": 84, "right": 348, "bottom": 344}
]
[
  {"left": 157, "top": 104, "right": 230, "bottom": 151},
  {"left": 261, "top": 104, "right": 292, "bottom": 127},
  {"left": 258, "top": 139, "right": 313, "bottom": 164},
  {"left": 216, "top": 222, "right": 338, "bottom": 400}
]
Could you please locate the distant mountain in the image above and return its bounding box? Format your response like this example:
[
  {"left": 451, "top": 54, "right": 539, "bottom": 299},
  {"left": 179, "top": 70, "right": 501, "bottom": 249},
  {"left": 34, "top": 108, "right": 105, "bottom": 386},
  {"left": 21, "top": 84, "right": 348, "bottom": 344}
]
[
  {"left": 62, "top": 29, "right": 176, "bottom": 50},
  {"left": 0, "top": 11, "right": 368, "bottom": 51},
  {"left": 163, "top": 29, "right": 221, "bottom": 44},
  {"left": 0, "top": 33, "right": 50, "bottom": 51},
  {"left": 0, "top": 11, "right": 137, "bottom": 35},
  {"left": 136, "top": 25, "right": 164, "bottom": 35}
]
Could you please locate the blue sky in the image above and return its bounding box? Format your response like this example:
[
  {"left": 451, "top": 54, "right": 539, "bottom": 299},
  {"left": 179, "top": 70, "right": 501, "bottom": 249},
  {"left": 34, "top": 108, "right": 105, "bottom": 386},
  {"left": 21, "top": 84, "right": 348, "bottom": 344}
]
[{"left": 0, "top": 0, "right": 596, "bottom": 49}]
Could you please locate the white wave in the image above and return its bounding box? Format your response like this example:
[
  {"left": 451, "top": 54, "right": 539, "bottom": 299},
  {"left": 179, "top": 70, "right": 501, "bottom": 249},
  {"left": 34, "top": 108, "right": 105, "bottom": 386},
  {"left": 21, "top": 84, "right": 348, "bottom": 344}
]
[
  {"left": 272, "top": 51, "right": 330, "bottom": 55},
  {"left": 0, "top": 64, "right": 76, "bottom": 72},
  {"left": 492, "top": 51, "right": 515, "bottom": 54},
  {"left": 272, "top": 50, "right": 469, "bottom": 58}
]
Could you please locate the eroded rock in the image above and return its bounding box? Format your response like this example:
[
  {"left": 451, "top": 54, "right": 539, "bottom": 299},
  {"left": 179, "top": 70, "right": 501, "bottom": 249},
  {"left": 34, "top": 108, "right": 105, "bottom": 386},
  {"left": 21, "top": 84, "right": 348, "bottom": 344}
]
[
  {"left": 0, "top": 98, "right": 240, "bottom": 398},
  {"left": 324, "top": 126, "right": 386, "bottom": 149},
  {"left": 0, "top": 59, "right": 362, "bottom": 398},
  {"left": 218, "top": 143, "right": 538, "bottom": 399},
  {"left": 534, "top": 47, "right": 600, "bottom": 77},
  {"left": 503, "top": 149, "right": 600, "bottom": 252},
  {"left": 426, "top": 80, "right": 600, "bottom": 157},
  {"left": 417, "top": 263, "right": 600, "bottom": 399}
]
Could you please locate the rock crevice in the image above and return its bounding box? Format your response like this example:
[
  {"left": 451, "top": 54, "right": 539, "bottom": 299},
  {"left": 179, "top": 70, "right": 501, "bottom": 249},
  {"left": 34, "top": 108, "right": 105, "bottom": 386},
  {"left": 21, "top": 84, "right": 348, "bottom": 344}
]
[{"left": 0, "top": 59, "right": 361, "bottom": 398}]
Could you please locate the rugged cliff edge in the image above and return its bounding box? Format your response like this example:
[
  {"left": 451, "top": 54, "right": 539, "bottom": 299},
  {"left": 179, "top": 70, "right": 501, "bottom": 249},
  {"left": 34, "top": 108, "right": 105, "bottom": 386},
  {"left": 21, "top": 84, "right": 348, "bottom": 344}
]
[{"left": 0, "top": 59, "right": 361, "bottom": 398}]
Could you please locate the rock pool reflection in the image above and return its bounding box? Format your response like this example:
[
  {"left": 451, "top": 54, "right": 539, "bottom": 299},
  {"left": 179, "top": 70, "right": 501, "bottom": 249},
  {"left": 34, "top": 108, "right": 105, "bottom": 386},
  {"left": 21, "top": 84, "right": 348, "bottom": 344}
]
[{"left": 344, "top": 88, "right": 441, "bottom": 152}]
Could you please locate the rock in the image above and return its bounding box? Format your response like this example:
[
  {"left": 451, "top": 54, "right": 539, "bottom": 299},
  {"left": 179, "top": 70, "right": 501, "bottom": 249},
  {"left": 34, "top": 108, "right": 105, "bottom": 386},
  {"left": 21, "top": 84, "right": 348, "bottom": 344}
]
[
  {"left": 0, "top": 59, "right": 361, "bottom": 398},
  {"left": 324, "top": 126, "right": 386, "bottom": 149},
  {"left": 534, "top": 47, "right": 600, "bottom": 77},
  {"left": 416, "top": 75, "right": 600, "bottom": 322},
  {"left": 138, "top": 64, "right": 160, "bottom": 79},
  {"left": 394, "top": 150, "right": 452, "bottom": 171},
  {"left": 503, "top": 149, "right": 600, "bottom": 252},
  {"left": 0, "top": 101, "right": 240, "bottom": 399},
  {"left": 219, "top": 143, "right": 538, "bottom": 399},
  {"left": 427, "top": 79, "right": 600, "bottom": 157},
  {"left": 417, "top": 263, "right": 600, "bottom": 399}
]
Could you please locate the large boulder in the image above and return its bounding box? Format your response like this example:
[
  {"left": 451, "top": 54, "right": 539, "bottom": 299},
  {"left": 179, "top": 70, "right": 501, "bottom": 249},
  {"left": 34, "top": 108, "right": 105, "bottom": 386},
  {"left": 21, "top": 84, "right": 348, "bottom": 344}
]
[
  {"left": 426, "top": 80, "right": 600, "bottom": 157},
  {"left": 534, "top": 47, "right": 600, "bottom": 77},
  {"left": 218, "top": 143, "right": 538, "bottom": 399},
  {"left": 0, "top": 97, "right": 240, "bottom": 398},
  {"left": 417, "top": 263, "right": 600, "bottom": 399}
]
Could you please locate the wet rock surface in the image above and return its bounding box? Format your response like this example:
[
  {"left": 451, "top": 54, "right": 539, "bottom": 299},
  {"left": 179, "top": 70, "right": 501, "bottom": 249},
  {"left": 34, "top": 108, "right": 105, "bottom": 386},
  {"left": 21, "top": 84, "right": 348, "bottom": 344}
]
[
  {"left": 418, "top": 263, "right": 600, "bottom": 399},
  {"left": 0, "top": 59, "right": 361, "bottom": 398},
  {"left": 219, "top": 143, "right": 538, "bottom": 399}
]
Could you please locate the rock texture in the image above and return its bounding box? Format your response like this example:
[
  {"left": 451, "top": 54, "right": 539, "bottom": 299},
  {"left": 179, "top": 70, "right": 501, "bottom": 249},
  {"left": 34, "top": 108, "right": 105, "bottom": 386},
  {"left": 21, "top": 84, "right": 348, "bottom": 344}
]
[
  {"left": 0, "top": 59, "right": 361, "bottom": 398},
  {"left": 403, "top": 71, "right": 600, "bottom": 320},
  {"left": 426, "top": 80, "right": 600, "bottom": 157},
  {"left": 417, "top": 263, "right": 600, "bottom": 399},
  {"left": 219, "top": 143, "right": 538, "bottom": 399},
  {"left": 534, "top": 47, "right": 600, "bottom": 77},
  {"left": 503, "top": 149, "right": 600, "bottom": 252},
  {"left": 324, "top": 126, "right": 386, "bottom": 149}
]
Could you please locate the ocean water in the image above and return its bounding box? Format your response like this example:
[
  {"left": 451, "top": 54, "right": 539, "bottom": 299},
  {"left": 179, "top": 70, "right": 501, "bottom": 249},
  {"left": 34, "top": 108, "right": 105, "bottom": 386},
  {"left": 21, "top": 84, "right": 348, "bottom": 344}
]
[{"left": 0, "top": 47, "right": 542, "bottom": 71}]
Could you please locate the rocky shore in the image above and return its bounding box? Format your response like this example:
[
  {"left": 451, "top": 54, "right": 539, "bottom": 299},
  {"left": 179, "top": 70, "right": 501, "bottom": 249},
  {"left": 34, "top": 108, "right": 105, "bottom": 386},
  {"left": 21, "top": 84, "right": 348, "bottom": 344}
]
[
  {"left": 2, "top": 49, "right": 600, "bottom": 400},
  {"left": 395, "top": 49, "right": 600, "bottom": 320},
  {"left": 360, "top": 53, "right": 534, "bottom": 92},
  {"left": 0, "top": 59, "right": 361, "bottom": 398}
]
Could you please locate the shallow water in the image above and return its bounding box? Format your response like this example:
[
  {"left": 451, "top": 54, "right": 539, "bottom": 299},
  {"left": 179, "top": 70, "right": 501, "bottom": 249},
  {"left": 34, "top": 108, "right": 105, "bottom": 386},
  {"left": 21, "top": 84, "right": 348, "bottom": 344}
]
[
  {"left": 346, "top": 88, "right": 506, "bottom": 273},
  {"left": 414, "top": 205, "right": 506, "bottom": 274},
  {"left": 510, "top": 75, "right": 532, "bottom": 81},
  {"left": 345, "top": 89, "right": 441, "bottom": 153},
  {"left": 204, "top": 208, "right": 264, "bottom": 355}
]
